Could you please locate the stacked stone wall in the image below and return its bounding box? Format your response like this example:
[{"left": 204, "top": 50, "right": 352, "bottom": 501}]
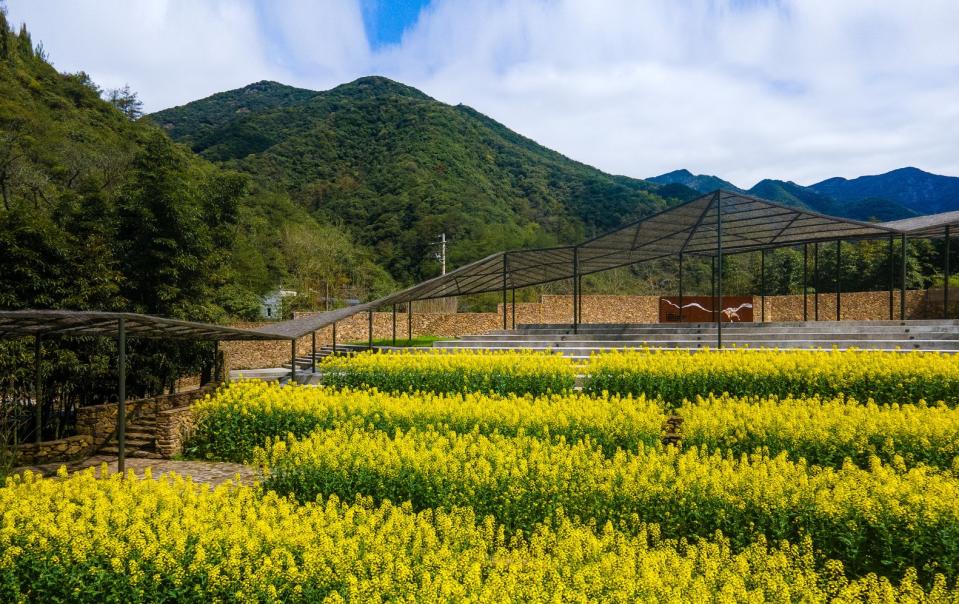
[{"left": 13, "top": 435, "right": 93, "bottom": 464}]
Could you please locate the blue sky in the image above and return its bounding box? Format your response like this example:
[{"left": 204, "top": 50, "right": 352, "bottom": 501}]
[
  {"left": 360, "top": 0, "right": 430, "bottom": 48},
  {"left": 6, "top": 0, "right": 959, "bottom": 186}
]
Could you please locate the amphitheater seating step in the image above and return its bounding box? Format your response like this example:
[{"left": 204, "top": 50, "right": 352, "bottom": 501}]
[{"left": 431, "top": 320, "right": 959, "bottom": 355}]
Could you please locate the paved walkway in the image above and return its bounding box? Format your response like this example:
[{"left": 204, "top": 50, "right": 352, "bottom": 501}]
[{"left": 15, "top": 455, "right": 261, "bottom": 487}]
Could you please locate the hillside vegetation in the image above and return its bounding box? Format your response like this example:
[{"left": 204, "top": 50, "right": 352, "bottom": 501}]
[{"left": 0, "top": 18, "right": 390, "bottom": 417}]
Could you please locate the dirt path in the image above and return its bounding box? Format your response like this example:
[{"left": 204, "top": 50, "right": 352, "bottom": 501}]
[{"left": 15, "top": 455, "right": 260, "bottom": 487}]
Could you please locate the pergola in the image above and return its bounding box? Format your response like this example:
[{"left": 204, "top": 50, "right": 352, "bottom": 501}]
[
  {"left": 254, "top": 190, "right": 959, "bottom": 347},
  {"left": 0, "top": 310, "right": 292, "bottom": 471}
]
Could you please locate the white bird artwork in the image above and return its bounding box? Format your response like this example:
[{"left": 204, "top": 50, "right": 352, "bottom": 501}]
[{"left": 661, "top": 299, "right": 753, "bottom": 321}]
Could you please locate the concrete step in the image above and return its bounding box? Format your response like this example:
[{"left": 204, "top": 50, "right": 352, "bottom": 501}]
[
  {"left": 99, "top": 444, "right": 159, "bottom": 456},
  {"left": 433, "top": 340, "right": 959, "bottom": 352},
  {"left": 519, "top": 319, "right": 959, "bottom": 329},
  {"left": 452, "top": 332, "right": 959, "bottom": 343},
  {"left": 103, "top": 437, "right": 154, "bottom": 447},
  {"left": 495, "top": 326, "right": 959, "bottom": 337}
]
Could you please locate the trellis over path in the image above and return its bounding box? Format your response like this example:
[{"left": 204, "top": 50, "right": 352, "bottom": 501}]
[{"left": 0, "top": 311, "right": 293, "bottom": 473}]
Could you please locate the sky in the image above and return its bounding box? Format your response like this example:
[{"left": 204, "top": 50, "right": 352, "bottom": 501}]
[{"left": 6, "top": 0, "right": 959, "bottom": 187}]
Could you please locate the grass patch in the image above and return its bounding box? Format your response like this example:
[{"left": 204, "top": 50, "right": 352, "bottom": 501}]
[{"left": 347, "top": 335, "right": 453, "bottom": 347}]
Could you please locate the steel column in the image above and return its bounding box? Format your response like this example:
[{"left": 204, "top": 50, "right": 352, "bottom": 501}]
[
  {"left": 802, "top": 244, "right": 808, "bottom": 321},
  {"left": 945, "top": 225, "right": 951, "bottom": 319},
  {"left": 310, "top": 332, "right": 316, "bottom": 373},
  {"left": 888, "top": 235, "right": 894, "bottom": 320},
  {"left": 408, "top": 302, "right": 413, "bottom": 340},
  {"left": 368, "top": 310, "right": 373, "bottom": 350},
  {"left": 711, "top": 256, "right": 716, "bottom": 322},
  {"left": 716, "top": 192, "right": 723, "bottom": 349},
  {"left": 502, "top": 254, "right": 508, "bottom": 330},
  {"left": 760, "top": 249, "right": 766, "bottom": 323},
  {"left": 678, "top": 253, "right": 684, "bottom": 322},
  {"left": 213, "top": 340, "right": 220, "bottom": 382},
  {"left": 572, "top": 247, "right": 579, "bottom": 333},
  {"left": 332, "top": 323, "right": 337, "bottom": 354},
  {"left": 34, "top": 335, "right": 41, "bottom": 443},
  {"left": 835, "top": 239, "right": 841, "bottom": 321},
  {"left": 901, "top": 234, "right": 908, "bottom": 320},
  {"left": 814, "top": 243, "right": 819, "bottom": 321},
  {"left": 392, "top": 305, "right": 397, "bottom": 346},
  {"left": 117, "top": 317, "right": 126, "bottom": 474},
  {"left": 511, "top": 288, "right": 516, "bottom": 329},
  {"left": 578, "top": 275, "right": 584, "bottom": 324},
  {"left": 290, "top": 338, "right": 296, "bottom": 382}
]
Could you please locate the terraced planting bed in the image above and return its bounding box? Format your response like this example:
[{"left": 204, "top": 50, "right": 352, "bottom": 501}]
[{"left": 4, "top": 349, "right": 959, "bottom": 601}]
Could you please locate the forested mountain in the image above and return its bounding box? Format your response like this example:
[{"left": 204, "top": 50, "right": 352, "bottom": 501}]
[{"left": 152, "top": 77, "right": 690, "bottom": 282}]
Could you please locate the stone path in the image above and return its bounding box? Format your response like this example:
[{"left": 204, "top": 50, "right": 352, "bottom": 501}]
[{"left": 15, "top": 455, "right": 261, "bottom": 487}]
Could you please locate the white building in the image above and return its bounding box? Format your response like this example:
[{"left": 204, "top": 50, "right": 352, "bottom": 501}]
[{"left": 260, "top": 289, "right": 297, "bottom": 320}]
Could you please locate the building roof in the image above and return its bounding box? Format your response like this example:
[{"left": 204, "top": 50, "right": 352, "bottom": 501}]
[
  {"left": 0, "top": 310, "right": 293, "bottom": 341},
  {"left": 879, "top": 210, "right": 959, "bottom": 237},
  {"left": 255, "top": 190, "right": 922, "bottom": 338}
]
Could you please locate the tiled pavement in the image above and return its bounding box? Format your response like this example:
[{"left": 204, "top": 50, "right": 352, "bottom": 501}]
[{"left": 15, "top": 455, "right": 261, "bottom": 487}]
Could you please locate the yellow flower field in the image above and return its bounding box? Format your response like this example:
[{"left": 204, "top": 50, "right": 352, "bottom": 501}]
[
  {"left": 7, "top": 348, "right": 959, "bottom": 600},
  {"left": 320, "top": 349, "right": 576, "bottom": 394},
  {"left": 585, "top": 348, "right": 959, "bottom": 404},
  {"left": 6, "top": 468, "right": 945, "bottom": 603}
]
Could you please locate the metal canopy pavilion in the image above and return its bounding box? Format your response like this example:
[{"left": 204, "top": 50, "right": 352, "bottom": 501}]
[
  {"left": 254, "top": 189, "right": 959, "bottom": 342},
  {"left": 5, "top": 189, "right": 959, "bottom": 469}
]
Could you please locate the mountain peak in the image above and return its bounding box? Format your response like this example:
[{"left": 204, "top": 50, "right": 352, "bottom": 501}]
[
  {"left": 647, "top": 169, "right": 741, "bottom": 194},
  {"left": 329, "top": 75, "right": 432, "bottom": 101}
]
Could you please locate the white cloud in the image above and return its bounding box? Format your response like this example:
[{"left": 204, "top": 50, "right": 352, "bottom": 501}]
[{"left": 6, "top": 0, "right": 959, "bottom": 184}]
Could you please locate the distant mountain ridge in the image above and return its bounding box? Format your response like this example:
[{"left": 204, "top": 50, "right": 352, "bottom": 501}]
[
  {"left": 810, "top": 167, "right": 959, "bottom": 215},
  {"left": 646, "top": 167, "right": 959, "bottom": 222}
]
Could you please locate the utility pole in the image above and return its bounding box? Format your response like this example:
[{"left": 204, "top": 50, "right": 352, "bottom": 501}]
[{"left": 433, "top": 233, "right": 447, "bottom": 275}]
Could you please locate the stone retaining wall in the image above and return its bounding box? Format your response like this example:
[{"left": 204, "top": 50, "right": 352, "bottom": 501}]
[
  {"left": 13, "top": 434, "right": 93, "bottom": 465},
  {"left": 75, "top": 384, "right": 218, "bottom": 452},
  {"left": 156, "top": 406, "right": 195, "bottom": 458}
]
